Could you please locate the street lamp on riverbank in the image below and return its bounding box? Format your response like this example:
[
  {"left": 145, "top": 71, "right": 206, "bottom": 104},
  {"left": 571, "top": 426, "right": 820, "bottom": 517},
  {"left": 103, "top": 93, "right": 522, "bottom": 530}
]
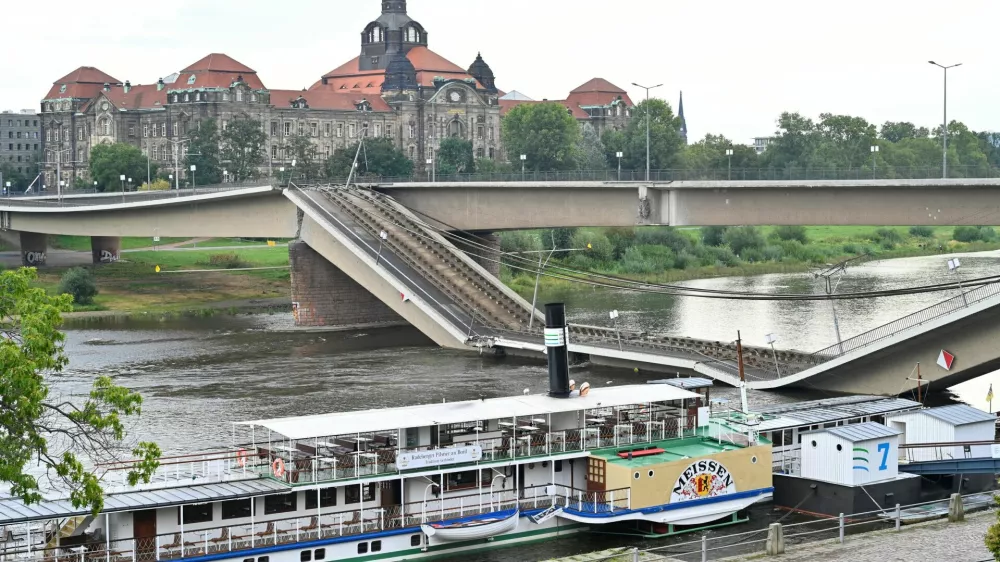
[
  {"left": 928, "top": 61, "right": 962, "bottom": 178},
  {"left": 631, "top": 82, "right": 662, "bottom": 181}
]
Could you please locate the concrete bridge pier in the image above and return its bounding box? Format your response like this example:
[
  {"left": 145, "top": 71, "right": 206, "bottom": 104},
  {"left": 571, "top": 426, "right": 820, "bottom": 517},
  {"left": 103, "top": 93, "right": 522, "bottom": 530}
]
[
  {"left": 288, "top": 240, "right": 403, "bottom": 329},
  {"left": 19, "top": 231, "right": 47, "bottom": 267},
  {"left": 91, "top": 236, "right": 121, "bottom": 264},
  {"left": 453, "top": 231, "right": 501, "bottom": 277}
]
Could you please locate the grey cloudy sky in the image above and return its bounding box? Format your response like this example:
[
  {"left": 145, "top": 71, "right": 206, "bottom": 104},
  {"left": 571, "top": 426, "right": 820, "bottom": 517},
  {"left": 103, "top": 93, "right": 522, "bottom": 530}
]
[{"left": 3, "top": 0, "right": 997, "bottom": 142}]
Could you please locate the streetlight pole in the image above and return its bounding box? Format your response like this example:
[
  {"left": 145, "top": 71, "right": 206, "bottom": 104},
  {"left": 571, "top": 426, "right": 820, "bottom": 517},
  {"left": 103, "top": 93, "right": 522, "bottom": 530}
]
[
  {"left": 520, "top": 154, "right": 526, "bottom": 181},
  {"left": 190, "top": 164, "right": 197, "bottom": 192},
  {"left": 947, "top": 258, "right": 968, "bottom": 306},
  {"left": 928, "top": 61, "right": 962, "bottom": 179},
  {"left": 631, "top": 82, "right": 662, "bottom": 182},
  {"left": 870, "top": 145, "right": 879, "bottom": 178},
  {"left": 119, "top": 174, "right": 126, "bottom": 202},
  {"left": 616, "top": 151, "right": 623, "bottom": 181},
  {"left": 725, "top": 148, "right": 734, "bottom": 180},
  {"left": 764, "top": 333, "right": 781, "bottom": 378}
]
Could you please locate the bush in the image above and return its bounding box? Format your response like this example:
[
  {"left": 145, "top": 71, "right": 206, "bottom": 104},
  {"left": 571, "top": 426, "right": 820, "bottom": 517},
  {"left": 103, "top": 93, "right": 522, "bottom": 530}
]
[
  {"left": 908, "top": 226, "right": 934, "bottom": 238},
  {"left": 500, "top": 231, "right": 541, "bottom": 256},
  {"left": 873, "top": 228, "right": 904, "bottom": 247},
  {"left": 773, "top": 225, "right": 808, "bottom": 244},
  {"left": 605, "top": 228, "right": 637, "bottom": 260},
  {"left": 205, "top": 252, "right": 248, "bottom": 269},
  {"left": 951, "top": 226, "right": 997, "bottom": 243},
  {"left": 571, "top": 231, "right": 613, "bottom": 263},
  {"left": 635, "top": 227, "right": 693, "bottom": 255},
  {"left": 762, "top": 245, "right": 785, "bottom": 261},
  {"left": 695, "top": 245, "right": 740, "bottom": 267},
  {"left": 723, "top": 226, "right": 765, "bottom": 256},
  {"left": 618, "top": 246, "right": 675, "bottom": 275},
  {"left": 58, "top": 267, "right": 98, "bottom": 305},
  {"left": 139, "top": 179, "right": 171, "bottom": 191},
  {"left": 701, "top": 226, "right": 728, "bottom": 247}
]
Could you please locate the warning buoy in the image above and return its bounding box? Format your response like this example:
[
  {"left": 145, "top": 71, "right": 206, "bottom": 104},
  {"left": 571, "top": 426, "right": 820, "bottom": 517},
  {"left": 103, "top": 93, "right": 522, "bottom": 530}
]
[
  {"left": 272, "top": 458, "right": 286, "bottom": 478},
  {"left": 236, "top": 448, "right": 247, "bottom": 468}
]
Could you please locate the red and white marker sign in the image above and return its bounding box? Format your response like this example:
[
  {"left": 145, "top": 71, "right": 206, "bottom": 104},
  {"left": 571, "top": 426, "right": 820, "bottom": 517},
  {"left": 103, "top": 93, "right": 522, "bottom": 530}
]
[
  {"left": 401, "top": 292, "right": 410, "bottom": 303},
  {"left": 937, "top": 349, "right": 956, "bottom": 371}
]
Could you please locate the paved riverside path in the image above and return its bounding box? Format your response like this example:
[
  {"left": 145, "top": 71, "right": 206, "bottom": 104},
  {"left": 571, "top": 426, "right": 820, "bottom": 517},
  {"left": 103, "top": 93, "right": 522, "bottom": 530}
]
[{"left": 718, "top": 509, "right": 994, "bottom": 562}]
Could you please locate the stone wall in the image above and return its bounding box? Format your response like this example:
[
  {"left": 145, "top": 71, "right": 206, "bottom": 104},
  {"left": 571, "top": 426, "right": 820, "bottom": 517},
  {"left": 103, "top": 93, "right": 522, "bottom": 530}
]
[{"left": 288, "top": 240, "right": 402, "bottom": 328}]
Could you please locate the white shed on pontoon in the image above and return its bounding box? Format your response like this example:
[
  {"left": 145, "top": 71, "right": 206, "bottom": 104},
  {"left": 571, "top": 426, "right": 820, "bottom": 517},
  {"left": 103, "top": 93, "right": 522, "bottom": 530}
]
[
  {"left": 800, "top": 422, "right": 901, "bottom": 486},
  {"left": 886, "top": 404, "right": 995, "bottom": 462}
]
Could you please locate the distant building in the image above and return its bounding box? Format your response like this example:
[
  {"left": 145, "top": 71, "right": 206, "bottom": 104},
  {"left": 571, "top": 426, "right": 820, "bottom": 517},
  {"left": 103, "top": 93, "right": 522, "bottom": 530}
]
[
  {"left": 37, "top": 0, "right": 632, "bottom": 186},
  {"left": 753, "top": 136, "right": 774, "bottom": 154},
  {"left": 0, "top": 109, "right": 41, "bottom": 181}
]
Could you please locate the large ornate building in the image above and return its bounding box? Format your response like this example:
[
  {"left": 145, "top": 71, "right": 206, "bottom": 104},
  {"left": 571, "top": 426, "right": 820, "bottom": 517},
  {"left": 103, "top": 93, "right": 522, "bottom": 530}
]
[{"left": 38, "top": 0, "right": 635, "bottom": 187}]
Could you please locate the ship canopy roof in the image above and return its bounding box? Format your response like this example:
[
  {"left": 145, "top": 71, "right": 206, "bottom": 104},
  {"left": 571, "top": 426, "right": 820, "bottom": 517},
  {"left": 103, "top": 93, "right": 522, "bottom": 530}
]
[{"left": 237, "top": 384, "right": 699, "bottom": 440}]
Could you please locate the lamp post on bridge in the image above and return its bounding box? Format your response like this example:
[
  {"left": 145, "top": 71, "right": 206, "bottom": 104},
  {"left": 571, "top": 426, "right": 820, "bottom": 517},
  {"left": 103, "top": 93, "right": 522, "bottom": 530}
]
[
  {"left": 870, "top": 145, "right": 879, "bottom": 179},
  {"left": 520, "top": 154, "right": 526, "bottom": 181},
  {"left": 119, "top": 174, "right": 126, "bottom": 202},
  {"left": 631, "top": 82, "right": 662, "bottom": 182},
  {"left": 928, "top": 61, "right": 962, "bottom": 179},
  {"left": 725, "top": 148, "right": 734, "bottom": 180},
  {"left": 616, "top": 151, "right": 623, "bottom": 181},
  {"left": 947, "top": 258, "right": 968, "bottom": 307},
  {"left": 190, "top": 164, "right": 197, "bottom": 192},
  {"left": 609, "top": 309, "right": 623, "bottom": 352},
  {"left": 764, "top": 333, "right": 781, "bottom": 378}
]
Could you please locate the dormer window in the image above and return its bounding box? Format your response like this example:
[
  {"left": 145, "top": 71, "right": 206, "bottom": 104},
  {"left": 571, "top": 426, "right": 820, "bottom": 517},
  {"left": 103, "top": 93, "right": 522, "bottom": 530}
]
[
  {"left": 183, "top": 93, "right": 189, "bottom": 102},
  {"left": 59, "top": 85, "right": 66, "bottom": 94},
  {"left": 236, "top": 89, "right": 243, "bottom": 102},
  {"left": 371, "top": 57, "right": 379, "bottom": 66},
  {"left": 187, "top": 75, "right": 196, "bottom": 85}
]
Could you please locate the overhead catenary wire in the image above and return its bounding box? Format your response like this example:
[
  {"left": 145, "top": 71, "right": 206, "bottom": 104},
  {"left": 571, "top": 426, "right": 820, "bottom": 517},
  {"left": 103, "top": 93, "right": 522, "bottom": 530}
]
[{"left": 335, "top": 186, "right": 1000, "bottom": 302}]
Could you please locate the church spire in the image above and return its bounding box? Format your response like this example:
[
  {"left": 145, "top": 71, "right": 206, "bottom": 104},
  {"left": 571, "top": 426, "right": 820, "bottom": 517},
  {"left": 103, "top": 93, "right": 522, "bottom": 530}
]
[
  {"left": 678, "top": 91, "right": 688, "bottom": 144},
  {"left": 382, "top": 0, "right": 406, "bottom": 13}
]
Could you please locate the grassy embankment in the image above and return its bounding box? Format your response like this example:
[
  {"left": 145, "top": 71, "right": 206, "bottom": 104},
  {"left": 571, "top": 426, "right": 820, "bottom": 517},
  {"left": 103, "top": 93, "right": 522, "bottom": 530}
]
[
  {"left": 33, "top": 238, "right": 290, "bottom": 314},
  {"left": 502, "top": 225, "right": 1000, "bottom": 297}
]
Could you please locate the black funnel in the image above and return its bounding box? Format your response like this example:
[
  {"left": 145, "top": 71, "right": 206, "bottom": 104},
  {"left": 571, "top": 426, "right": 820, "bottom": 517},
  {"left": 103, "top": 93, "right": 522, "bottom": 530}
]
[{"left": 545, "top": 303, "right": 571, "bottom": 398}]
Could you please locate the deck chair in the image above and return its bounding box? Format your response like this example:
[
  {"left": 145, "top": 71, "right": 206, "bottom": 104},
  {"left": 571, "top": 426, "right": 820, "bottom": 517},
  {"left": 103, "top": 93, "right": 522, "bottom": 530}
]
[
  {"left": 253, "top": 522, "right": 274, "bottom": 543},
  {"left": 207, "top": 528, "right": 229, "bottom": 551}
]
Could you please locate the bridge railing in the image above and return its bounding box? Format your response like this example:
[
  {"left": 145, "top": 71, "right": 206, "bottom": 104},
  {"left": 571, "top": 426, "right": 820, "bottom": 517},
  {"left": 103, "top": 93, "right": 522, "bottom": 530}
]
[
  {"left": 337, "top": 165, "right": 1000, "bottom": 184},
  {"left": 0, "top": 181, "right": 274, "bottom": 207},
  {"left": 812, "top": 281, "right": 1000, "bottom": 359}
]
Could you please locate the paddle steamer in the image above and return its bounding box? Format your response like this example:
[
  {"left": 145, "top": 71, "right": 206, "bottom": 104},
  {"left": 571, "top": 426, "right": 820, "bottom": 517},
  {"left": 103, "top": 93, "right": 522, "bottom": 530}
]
[{"left": 0, "top": 305, "right": 772, "bottom": 562}]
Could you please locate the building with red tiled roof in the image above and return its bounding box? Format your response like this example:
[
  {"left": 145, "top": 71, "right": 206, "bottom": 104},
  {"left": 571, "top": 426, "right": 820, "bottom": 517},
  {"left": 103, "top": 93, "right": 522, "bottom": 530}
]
[{"left": 37, "top": 0, "right": 634, "bottom": 186}]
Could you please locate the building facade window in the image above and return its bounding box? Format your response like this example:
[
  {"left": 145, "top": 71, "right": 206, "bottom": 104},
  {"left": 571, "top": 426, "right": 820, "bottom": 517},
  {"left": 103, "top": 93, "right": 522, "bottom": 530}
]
[
  {"left": 143, "top": 124, "right": 148, "bottom": 137},
  {"left": 374, "top": 123, "right": 382, "bottom": 137},
  {"left": 284, "top": 122, "right": 291, "bottom": 136},
  {"left": 324, "top": 123, "right": 331, "bottom": 137},
  {"left": 161, "top": 123, "right": 167, "bottom": 137},
  {"left": 337, "top": 124, "right": 343, "bottom": 138},
  {"left": 271, "top": 121, "right": 278, "bottom": 136},
  {"left": 349, "top": 124, "right": 356, "bottom": 138},
  {"left": 310, "top": 123, "right": 318, "bottom": 137}
]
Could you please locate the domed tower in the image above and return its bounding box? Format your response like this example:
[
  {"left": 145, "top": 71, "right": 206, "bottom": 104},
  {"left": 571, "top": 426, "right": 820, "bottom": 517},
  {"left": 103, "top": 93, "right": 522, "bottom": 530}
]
[
  {"left": 360, "top": 0, "right": 428, "bottom": 72},
  {"left": 467, "top": 53, "right": 498, "bottom": 94},
  {"left": 382, "top": 40, "right": 418, "bottom": 92}
]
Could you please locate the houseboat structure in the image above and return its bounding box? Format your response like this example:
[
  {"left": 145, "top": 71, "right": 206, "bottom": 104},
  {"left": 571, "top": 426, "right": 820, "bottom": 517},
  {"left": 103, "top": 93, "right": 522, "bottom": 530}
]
[{"left": 0, "top": 305, "right": 773, "bottom": 562}]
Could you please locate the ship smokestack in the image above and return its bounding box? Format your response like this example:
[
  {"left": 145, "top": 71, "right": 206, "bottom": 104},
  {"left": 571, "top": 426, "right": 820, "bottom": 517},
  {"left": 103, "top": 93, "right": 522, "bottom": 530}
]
[{"left": 545, "top": 303, "right": 571, "bottom": 398}]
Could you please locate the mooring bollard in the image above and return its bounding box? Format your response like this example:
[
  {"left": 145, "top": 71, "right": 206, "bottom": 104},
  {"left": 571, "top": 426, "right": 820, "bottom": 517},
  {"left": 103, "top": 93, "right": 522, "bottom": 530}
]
[
  {"left": 948, "top": 493, "right": 965, "bottom": 522},
  {"left": 895, "top": 503, "right": 901, "bottom": 531},
  {"left": 631, "top": 547, "right": 639, "bottom": 562},
  {"left": 838, "top": 513, "right": 845, "bottom": 544},
  {"left": 702, "top": 534, "right": 707, "bottom": 562},
  {"left": 765, "top": 522, "right": 785, "bottom": 555}
]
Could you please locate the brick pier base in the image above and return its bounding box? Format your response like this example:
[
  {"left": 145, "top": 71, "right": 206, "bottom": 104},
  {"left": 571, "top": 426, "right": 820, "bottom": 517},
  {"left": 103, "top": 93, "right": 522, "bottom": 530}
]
[
  {"left": 453, "top": 231, "right": 501, "bottom": 277},
  {"left": 289, "top": 240, "right": 402, "bottom": 328}
]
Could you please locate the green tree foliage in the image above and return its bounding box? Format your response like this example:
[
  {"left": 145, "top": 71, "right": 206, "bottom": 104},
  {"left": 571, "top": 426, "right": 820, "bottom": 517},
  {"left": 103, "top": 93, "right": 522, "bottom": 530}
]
[
  {"left": 701, "top": 226, "right": 728, "bottom": 247},
  {"left": 325, "top": 138, "right": 413, "bottom": 179},
  {"left": 909, "top": 226, "right": 934, "bottom": 237},
  {"left": 773, "top": 225, "right": 809, "bottom": 244},
  {"left": 953, "top": 226, "right": 997, "bottom": 243},
  {"left": 283, "top": 134, "right": 324, "bottom": 182},
  {"left": 89, "top": 143, "right": 157, "bottom": 192},
  {"left": 221, "top": 118, "right": 267, "bottom": 181},
  {"left": 502, "top": 102, "right": 581, "bottom": 171},
  {"left": 0, "top": 163, "right": 29, "bottom": 191},
  {"left": 58, "top": 267, "right": 98, "bottom": 305},
  {"left": 1, "top": 268, "right": 160, "bottom": 513},
  {"left": 682, "top": 134, "right": 758, "bottom": 170},
  {"left": 602, "top": 99, "right": 684, "bottom": 172},
  {"left": 723, "top": 226, "right": 765, "bottom": 255},
  {"left": 437, "top": 137, "right": 475, "bottom": 175},
  {"left": 185, "top": 118, "right": 223, "bottom": 185},
  {"left": 984, "top": 497, "right": 1000, "bottom": 558},
  {"left": 880, "top": 121, "right": 930, "bottom": 143},
  {"left": 575, "top": 123, "right": 608, "bottom": 170}
]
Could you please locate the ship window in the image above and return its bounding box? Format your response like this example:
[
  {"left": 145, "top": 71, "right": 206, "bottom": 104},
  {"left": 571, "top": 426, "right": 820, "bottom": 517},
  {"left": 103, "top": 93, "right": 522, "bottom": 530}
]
[
  {"left": 410, "top": 535, "right": 421, "bottom": 547},
  {"left": 648, "top": 470, "right": 654, "bottom": 478},
  {"left": 751, "top": 456, "right": 758, "bottom": 464},
  {"left": 305, "top": 488, "right": 337, "bottom": 509},
  {"left": 371, "top": 541, "right": 382, "bottom": 553},
  {"left": 179, "top": 503, "right": 213, "bottom": 524},
  {"left": 243, "top": 558, "right": 253, "bottom": 562},
  {"left": 264, "top": 492, "right": 297, "bottom": 514},
  {"left": 836, "top": 444, "right": 843, "bottom": 452},
  {"left": 346, "top": 484, "right": 375, "bottom": 504},
  {"left": 222, "top": 499, "right": 253, "bottom": 520},
  {"left": 633, "top": 472, "right": 640, "bottom": 480},
  {"left": 257, "top": 557, "right": 269, "bottom": 562},
  {"left": 445, "top": 470, "right": 479, "bottom": 491},
  {"left": 300, "top": 551, "right": 311, "bottom": 562},
  {"left": 357, "top": 543, "right": 368, "bottom": 555},
  {"left": 555, "top": 460, "right": 563, "bottom": 473},
  {"left": 313, "top": 549, "right": 325, "bottom": 561},
  {"left": 811, "top": 440, "right": 817, "bottom": 448}
]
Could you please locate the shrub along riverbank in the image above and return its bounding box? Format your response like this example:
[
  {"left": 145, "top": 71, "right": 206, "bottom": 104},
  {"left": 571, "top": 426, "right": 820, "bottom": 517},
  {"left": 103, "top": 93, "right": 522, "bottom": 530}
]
[{"left": 499, "top": 225, "right": 1000, "bottom": 295}]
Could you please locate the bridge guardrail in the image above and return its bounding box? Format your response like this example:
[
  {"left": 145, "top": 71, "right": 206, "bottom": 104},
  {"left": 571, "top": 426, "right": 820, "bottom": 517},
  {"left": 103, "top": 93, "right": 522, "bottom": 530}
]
[
  {"left": 334, "top": 165, "right": 1000, "bottom": 184},
  {"left": 1, "top": 182, "right": 275, "bottom": 207},
  {"left": 812, "top": 281, "right": 1000, "bottom": 359}
]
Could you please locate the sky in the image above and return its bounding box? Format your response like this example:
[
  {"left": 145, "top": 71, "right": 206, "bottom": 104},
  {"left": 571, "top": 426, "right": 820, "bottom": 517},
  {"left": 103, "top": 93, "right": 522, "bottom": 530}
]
[{"left": 3, "top": 0, "right": 998, "bottom": 143}]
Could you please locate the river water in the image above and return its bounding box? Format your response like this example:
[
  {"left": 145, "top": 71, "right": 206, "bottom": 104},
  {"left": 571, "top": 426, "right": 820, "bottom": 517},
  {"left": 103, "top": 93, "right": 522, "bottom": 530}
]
[{"left": 50, "top": 250, "right": 1000, "bottom": 561}]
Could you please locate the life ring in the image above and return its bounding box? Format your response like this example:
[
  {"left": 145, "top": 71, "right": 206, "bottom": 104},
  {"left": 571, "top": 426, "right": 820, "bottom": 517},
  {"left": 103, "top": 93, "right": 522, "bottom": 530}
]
[
  {"left": 272, "top": 458, "right": 286, "bottom": 478},
  {"left": 236, "top": 448, "right": 247, "bottom": 468}
]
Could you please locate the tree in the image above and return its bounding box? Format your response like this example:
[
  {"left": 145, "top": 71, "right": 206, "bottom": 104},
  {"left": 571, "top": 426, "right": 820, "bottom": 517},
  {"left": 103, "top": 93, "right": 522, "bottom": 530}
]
[
  {"left": 501, "top": 102, "right": 581, "bottom": 171},
  {"left": 89, "top": 143, "right": 156, "bottom": 192},
  {"left": 0, "top": 163, "right": 29, "bottom": 192},
  {"left": 185, "top": 119, "right": 222, "bottom": 185},
  {"left": 601, "top": 98, "right": 685, "bottom": 172},
  {"left": 575, "top": 123, "right": 609, "bottom": 170},
  {"left": 1, "top": 268, "right": 160, "bottom": 513},
  {"left": 325, "top": 138, "right": 413, "bottom": 179},
  {"left": 283, "top": 134, "right": 324, "bottom": 182},
  {"left": 880, "top": 121, "right": 930, "bottom": 143},
  {"left": 681, "top": 134, "right": 758, "bottom": 172},
  {"left": 221, "top": 117, "right": 267, "bottom": 181},
  {"left": 437, "top": 137, "right": 475, "bottom": 175},
  {"left": 58, "top": 267, "right": 99, "bottom": 305}
]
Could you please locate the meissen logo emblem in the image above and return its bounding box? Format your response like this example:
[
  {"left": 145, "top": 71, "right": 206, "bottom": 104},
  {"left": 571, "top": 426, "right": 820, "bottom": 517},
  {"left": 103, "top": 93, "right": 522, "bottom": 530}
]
[{"left": 670, "top": 459, "right": 736, "bottom": 502}]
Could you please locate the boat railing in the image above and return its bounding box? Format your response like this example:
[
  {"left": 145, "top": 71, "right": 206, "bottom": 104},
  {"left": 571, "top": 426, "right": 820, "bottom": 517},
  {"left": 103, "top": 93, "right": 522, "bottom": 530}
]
[
  {"left": 0, "top": 486, "right": 558, "bottom": 562},
  {"left": 773, "top": 447, "right": 802, "bottom": 475},
  {"left": 243, "top": 420, "right": 687, "bottom": 486},
  {"left": 551, "top": 486, "right": 632, "bottom": 514},
  {"left": 97, "top": 450, "right": 258, "bottom": 493}
]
